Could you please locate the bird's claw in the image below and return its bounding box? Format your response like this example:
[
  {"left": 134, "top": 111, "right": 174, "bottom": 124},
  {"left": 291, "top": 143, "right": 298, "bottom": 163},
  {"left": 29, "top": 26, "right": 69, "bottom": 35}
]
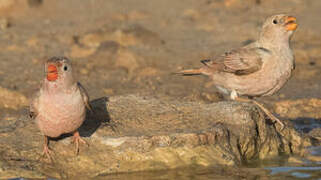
[
  {"left": 72, "top": 131, "right": 89, "bottom": 155},
  {"left": 40, "top": 145, "right": 54, "bottom": 162}
]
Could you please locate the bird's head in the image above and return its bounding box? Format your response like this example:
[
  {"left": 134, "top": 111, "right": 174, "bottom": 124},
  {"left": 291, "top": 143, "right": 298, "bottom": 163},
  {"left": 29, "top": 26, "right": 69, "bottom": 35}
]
[
  {"left": 45, "top": 56, "right": 74, "bottom": 84},
  {"left": 259, "top": 14, "right": 297, "bottom": 46}
]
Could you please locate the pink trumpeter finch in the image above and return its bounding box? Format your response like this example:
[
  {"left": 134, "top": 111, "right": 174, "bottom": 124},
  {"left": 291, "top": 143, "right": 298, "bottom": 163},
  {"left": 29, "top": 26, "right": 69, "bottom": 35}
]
[
  {"left": 178, "top": 14, "right": 298, "bottom": 130},
  {"left": 30, "top": 56, "right": 92, "bottom": 160}
]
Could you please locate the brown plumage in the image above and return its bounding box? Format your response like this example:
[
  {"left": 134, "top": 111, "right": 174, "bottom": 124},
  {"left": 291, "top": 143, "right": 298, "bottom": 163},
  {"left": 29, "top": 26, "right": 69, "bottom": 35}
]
[
  {"left": 30, "top": 56, "right": 92, "bottom": 160},
  {"left": 178, "top": 14, "right": 298, "bottom": 130}
]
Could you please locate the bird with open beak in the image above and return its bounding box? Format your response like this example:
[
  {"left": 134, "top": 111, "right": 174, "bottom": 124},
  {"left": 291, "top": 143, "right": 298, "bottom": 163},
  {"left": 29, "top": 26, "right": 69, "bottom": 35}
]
[
  {"left": 30, "top": 56, "right": 92, "bottom": 160},
  {"left": 177, "top": 14, "right": 298, "bottom": 130}
]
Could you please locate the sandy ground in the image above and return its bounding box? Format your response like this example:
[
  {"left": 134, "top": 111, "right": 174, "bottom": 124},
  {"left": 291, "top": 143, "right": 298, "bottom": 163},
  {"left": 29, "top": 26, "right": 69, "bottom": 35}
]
[{"left": 0, "top": 0, "right": 319, "bottom": 102}]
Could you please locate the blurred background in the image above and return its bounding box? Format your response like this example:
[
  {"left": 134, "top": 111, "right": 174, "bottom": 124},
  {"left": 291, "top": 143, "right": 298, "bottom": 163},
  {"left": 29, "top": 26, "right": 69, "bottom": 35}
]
[
  {"left": 0, "top": 0, "right": 320, "bottom": 179},
  {"left": 0, "top": 0, "right": 319, "bottom": 101}
]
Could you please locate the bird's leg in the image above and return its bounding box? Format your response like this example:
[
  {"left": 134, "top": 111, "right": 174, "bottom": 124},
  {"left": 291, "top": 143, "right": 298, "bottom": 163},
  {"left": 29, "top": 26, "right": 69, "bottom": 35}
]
[
  {"left": 42, "top": 136, "right": 53, "bottom": 161},
  {"left": 230, "top": 90, "right": 285, "bottom": 130},
  {"left": 72, "top": 131, "right": 88, "bottom": 155}
]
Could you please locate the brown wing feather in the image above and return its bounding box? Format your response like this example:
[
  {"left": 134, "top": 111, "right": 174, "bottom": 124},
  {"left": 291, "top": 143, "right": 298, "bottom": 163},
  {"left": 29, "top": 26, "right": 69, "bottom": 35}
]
[
  {"left": 77, "top": 82, "right": 93, "bottom": 112},
  {"left": 202, "top": 47, "right": 268, "bottom": 75}
]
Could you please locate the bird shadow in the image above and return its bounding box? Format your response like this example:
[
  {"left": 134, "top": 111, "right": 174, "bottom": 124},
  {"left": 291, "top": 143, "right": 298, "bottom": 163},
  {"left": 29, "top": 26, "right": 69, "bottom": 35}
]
[
  {"left": 78, "top": 96, "right": 115, "bottom": 137},
  {"left": 47, "top": 96, "right": 115, "bottom": 142}
]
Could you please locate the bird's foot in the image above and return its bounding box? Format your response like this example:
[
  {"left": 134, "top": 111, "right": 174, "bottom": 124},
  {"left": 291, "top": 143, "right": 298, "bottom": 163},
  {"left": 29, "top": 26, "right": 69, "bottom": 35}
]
[
  {"left": 263, "top": 111, "right": 285, "bottom": 131},
  {"left": 72, "top": 131, "right": 89, "bottom": 155},
  {"left": 251, "top": 100, "right": 285, "bottom": 131},
  {"left": 235, "top": 97, "right": 285, "bottom": 131},
  {"left": 40, "top": 144, "right": 54, "bottom": 162}
]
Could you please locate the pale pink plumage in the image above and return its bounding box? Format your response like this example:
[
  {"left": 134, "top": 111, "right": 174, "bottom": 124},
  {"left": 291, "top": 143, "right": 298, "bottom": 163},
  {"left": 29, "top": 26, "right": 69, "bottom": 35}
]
[{"left": 30, "top": 56, "right": 92, "bottom": 159}]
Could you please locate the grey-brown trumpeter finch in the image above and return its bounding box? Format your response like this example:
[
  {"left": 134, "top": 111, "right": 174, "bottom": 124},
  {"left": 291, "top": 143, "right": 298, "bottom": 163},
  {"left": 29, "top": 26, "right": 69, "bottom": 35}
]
[
  {"left": 30, "top": 57, "right": 92, "bottom": 160},
  {"left": 178, "top": 14, "right": 298, "bottom": 130}
]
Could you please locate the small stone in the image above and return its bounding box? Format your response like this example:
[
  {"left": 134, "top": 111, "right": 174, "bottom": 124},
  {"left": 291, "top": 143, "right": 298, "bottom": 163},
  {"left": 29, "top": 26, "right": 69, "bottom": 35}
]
[
  {"left": 115, "top": 48, "right": 140, "bottom": 75},
  {"left": 27, "top": 0, "right": 43, "bottom": 7},
  {"left": 6, "top": 45, "right": 24, "bottom": 51},
  {"left": 79, "top": 33, "right": 104, "bottom": 48},
  {"left": 288, "top": 157, "right": 304, "bottom": 164},
  {"left": 182, "top": 9, "right": 200, "bottom": 20},
  {"left": 197, "top": 23, "right": 216, "bottom": 32},
  {"left": 127, "top": 10, "right": 148, "bottom": 20},
  {"left": 0, "top": 0, "right": 16, "bottom": 10},
  {"left": 113, "top": 29, "right": 138, "bottom": 47},
  {"left": 306, "top": 155, "right": 321, "bottom": 162},
  {"left": 0, "top": 18, "right": 9, "bottom": 30},
  {"left": 138, "top": 67, "right": 158, "bottom": 77},
  {"left": 103, "top": 88, "right": 114, "bottom": 95},
  {"left": 26, "top": 36, "right": 39, "bottom": 48},
  {"left": 200, "top": 92, "right": 222, "bottom": 102},
  {"left": 80, "top": 68, "right": 89, "bottom": 75},
  {"left": 309, "top": 128, "right": 321, "bottom": 140},
  {"left": 70, "top": 45, "right": 96, "bottom": 58}
]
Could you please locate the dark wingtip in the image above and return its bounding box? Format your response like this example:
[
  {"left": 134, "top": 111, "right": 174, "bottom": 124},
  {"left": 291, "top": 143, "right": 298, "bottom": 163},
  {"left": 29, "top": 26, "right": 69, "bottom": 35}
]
[
  {"left": 201, "top": 59, "right": 211, "bottom": 66},
  {"left": 171, "top": 72, "right": 198, "bottom": 76}
]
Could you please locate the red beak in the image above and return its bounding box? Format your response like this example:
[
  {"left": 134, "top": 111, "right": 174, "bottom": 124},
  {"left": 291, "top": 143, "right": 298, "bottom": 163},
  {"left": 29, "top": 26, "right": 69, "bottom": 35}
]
[
  {"left": 47, "top": 64, "right": 58, "bottom": 81},
  {"left": 285, "top": 16, "right": 297, "bottom": 31}
]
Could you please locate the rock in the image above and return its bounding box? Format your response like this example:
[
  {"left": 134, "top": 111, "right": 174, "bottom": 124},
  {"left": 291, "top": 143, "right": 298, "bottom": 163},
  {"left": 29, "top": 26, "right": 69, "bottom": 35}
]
[
  {"left": 288, "top": 156, "right": 304, "bottom": 164},
  {"left": 27, "top": 0, "right": 43, "bottom": 7},
  {"left": 79, "top": 33, "right": 104, "bottom": 48},
  {"left": 25, "top": 36, "right": 39, "bottom": 48},
  {"left": 137, "top": 67, "right": 159, "bottom": 77},
  {"left": 0, "top": 18, "right": 9, "bottom": 30},
  {"left": 0, "top": 95, "right": 311, "bottom": 178},
  {"left": 0, "top": 0, "right": 16, "bottom": 10},
  {"left": 200, "top": 92, "right": 223, "bottom": 103},
  {"left": 112, "top": 11, "right": 149, "bottom": 21},
  {"left": 6, "top": 44, "right": 24, "bottom": 52},
  {"left": 78, "top": 24, "right": 162, "bottom": 48},
  {"left": 305, "top": 145, "right": 321, "bottom": 163},
  {"left": 306, "top": 155, "right": 321, "bottom": 162},
  {"left": 274, "top": 98, "right": 321, "bottom": 119},
  {"left": 309, "top": 128, "right": 321, "bottom": 141},
  {"left": 79, "top": 68, "right": 89, "bottom": 75},
  {"left": 69, "top": 45, "right": 97, "bottom": 58},
  {"left": 182, "top": 9, "right": 200, "bottom": 21},
  {"left": 103, "top": 88, "right": 114, "bottom": 96},
  {"left": 114, "top": 48, "right": 140, "bottom": 75}
]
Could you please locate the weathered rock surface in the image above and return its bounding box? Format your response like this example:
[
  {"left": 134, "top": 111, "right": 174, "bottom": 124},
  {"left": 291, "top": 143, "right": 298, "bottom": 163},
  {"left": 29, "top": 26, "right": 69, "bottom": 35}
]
[
  {"left": 275, "top": 98, "right": 321, "bottom": 119},
  {"left": 274, "top": 98, "right": 321, "bottom": 141},
  {"left": 0, "top": 95, "right": 311, "bottom": 179}
]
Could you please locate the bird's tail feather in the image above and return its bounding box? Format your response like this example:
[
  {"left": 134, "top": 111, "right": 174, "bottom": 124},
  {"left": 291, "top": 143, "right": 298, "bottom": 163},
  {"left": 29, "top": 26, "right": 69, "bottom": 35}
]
[{"left": 175, "top": 68, "right": 204, "bottom": 76}]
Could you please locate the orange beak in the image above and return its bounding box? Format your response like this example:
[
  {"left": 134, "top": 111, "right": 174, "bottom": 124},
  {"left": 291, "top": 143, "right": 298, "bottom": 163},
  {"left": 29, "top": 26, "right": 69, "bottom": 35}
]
[
  {"left": 47, "top": 64, "right": 58, "bottom": 81},
  {"left": 285, "top": 16, "right": 297, "bottom": 31}
]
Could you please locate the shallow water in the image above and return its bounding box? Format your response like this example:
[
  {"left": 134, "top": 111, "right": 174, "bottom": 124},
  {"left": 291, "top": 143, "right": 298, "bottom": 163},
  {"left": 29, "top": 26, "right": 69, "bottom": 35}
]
[
  {"left": 92, "top": 163, "right": 321, "bottom": 180},
  {"left": 6, "top": 149, "right": 321, "bottom": 179},
  {"left": 266, "top": 166, "right": 321, "bottom": 179}
]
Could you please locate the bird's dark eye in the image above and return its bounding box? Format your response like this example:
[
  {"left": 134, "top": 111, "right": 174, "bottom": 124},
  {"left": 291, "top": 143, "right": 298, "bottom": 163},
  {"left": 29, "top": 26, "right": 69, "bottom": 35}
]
[
  {"left": 273, "top": 19, "right": 278, "bottom": 24},
  {"left": 64, "top": 66, "right": 68, "bottom": 71}
]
